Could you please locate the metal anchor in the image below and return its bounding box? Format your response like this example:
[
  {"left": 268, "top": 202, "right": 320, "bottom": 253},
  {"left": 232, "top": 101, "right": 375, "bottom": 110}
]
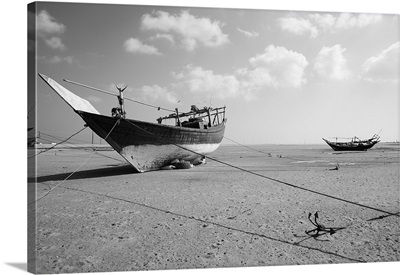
[{"left": 305, "top": 211, "right": 345, "bottom": 237}]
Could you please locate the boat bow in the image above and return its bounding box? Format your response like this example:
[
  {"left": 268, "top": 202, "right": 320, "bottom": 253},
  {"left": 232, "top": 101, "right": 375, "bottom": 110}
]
[{"left": 39, "top": 73, "right": 226, "bottom": 172}]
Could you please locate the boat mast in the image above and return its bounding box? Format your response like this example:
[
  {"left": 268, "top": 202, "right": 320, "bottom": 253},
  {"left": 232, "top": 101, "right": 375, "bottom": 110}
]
[
  {"left": 207, "top": 108, "right": 211, "bottom": 127},
  {"left": 175, "top": 108, "right": 181, "bottom": 126},
  {"left": 116, "top": 86, "right": 127, "bottom": 119}
]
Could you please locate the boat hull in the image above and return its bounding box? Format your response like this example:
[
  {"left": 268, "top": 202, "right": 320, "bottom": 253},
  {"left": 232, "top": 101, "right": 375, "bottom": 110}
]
[
  {"left": 77, "top": 111, "right": 226, "bottom": 172},
  {"left": 38, "top": 73, "right": 226, "bottom": 172},
  {"left": 322, "top": 138, "right": 379, "bottom": 151}
]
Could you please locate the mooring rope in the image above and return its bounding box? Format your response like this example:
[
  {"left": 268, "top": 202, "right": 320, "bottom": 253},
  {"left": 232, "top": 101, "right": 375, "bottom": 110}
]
[
  {"left": 39, "top": 181, "right": 366, "bottom": 263},
  {"left": 38, "top": 131, "right": 90, "bottom": 144},
  {"left": 34, "top": 131, "right": 125, "bottom": 163},
  {"left": 28, "top": 127, "right": 88, "bottom": 159},
  {"left": 31, "top": 117, "right": 396, "bottom": 262},
  {"left": 223, "top": 136, "right": 273, "bottom": 156},
  {"left": 124, "top": 119, "right": 399, "bottom": 218},
  {"left": 223, "top": 136, "right": 305, "bottom": 161},
  {"left": 30, "top": 118, "right": 121, "bottom": 205}
]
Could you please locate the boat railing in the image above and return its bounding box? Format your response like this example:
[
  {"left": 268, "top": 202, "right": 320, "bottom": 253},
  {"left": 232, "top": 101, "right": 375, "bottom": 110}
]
[
  {"left": 157, "top": 105, "right": 226, "bottom": 128},
  {"left": 329, "top": 134, "right": 380, "bottom": 144}
]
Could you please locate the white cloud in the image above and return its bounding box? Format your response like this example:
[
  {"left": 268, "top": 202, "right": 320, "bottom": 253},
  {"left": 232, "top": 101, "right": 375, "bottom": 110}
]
[
  {"left": 277, "top": 16, "right": 318, "bottom": 38},
  {"left": 237, "top": 28, "right": 259, "bottom": 38},
  {"left": 174, "top": 65, "right": 241, "bottom": 99},
  {"left": 42, "top": 55, "right": 75, "bottom": 64},
  {"left": 335, "top": 13, "right": 382, "bottom": 29},
  {"left": 362, "top": 42, "right": 399, "bottom": 83},
  {"left": 307, "top": 13, "right": 336, "bottom": 31},
  {"left": 139, "top": 85, "right": 178, "bottom": 104},
  {"left": 124, "top": 38, "right": 162, "bottom": 55},
  {"left": 173, "top": 45, "right": 308, "bottom": 101},
  {"left": 141, "top": 10, "right": 229, "bottom": 51},
  {"left": 247, "top": 45, "right": 309, "bottom": 88},
  {"left": 313, "top": 45, "right": 351, "bottom": 80},
  {"left": 45, "top": 36, "right": 66, "bottom": 51},
  {"left": 37, "top": 10, "right": 65, "bottom": 36},
  {"left": 106, "top": 82, "right": 177, "bottom": 104},
  {"left": 278, "top": 12, "right": 382, "bottom": 37},
  {"left": 36, "top": 10, "right": 66, "bottom": 50},
  {"left": 149, "top": 33, "right": 175, "bottom": 44}
]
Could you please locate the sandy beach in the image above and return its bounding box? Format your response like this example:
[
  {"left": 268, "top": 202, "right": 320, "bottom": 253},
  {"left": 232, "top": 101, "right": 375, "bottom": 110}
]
[{"left": 28, "top": 143, "right": 399, "bottom": 274}]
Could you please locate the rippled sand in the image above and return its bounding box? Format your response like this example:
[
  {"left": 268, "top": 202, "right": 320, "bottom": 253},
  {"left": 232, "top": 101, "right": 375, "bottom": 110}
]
[{"left": 28, "top": 143, "right": 399, "bottom": 274}]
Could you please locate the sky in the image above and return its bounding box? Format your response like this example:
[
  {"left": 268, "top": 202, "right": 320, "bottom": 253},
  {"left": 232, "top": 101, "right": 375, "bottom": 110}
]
[
  {"left": 0, "top": 2, "right": 398, "bottom": 275},
  {"left": 29, "top": 1, "right": 398, "bottom": 145}
]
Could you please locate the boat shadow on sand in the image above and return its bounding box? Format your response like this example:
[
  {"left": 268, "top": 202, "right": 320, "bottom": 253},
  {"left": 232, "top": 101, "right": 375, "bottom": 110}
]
[{"left": 29, "top": 164, "right": 138, "bottom": 183}]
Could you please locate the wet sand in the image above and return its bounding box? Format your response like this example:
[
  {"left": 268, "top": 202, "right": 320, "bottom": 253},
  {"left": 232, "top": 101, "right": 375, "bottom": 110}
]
[{"left": 28, "top": 143, "right": 399, "bottom": 274}]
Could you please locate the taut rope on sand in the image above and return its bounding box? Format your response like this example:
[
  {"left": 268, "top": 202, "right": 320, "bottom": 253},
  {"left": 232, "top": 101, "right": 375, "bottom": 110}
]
[
  {"left": 30, "top": 118, "right": 122, "bottom": 205},
  {"left": 38, "top": 182, "right": 367, "bottom": 263},
  {"left": 223, "top": 136, "right": 304, "bottom": 161},
  {"left": 28, "top": 126, "right": 88, "bottom": 159},
  {"left": 125, "top": 119, "right": 399, "bottom": 218},
  {"left": 32, "top": 117, "right": 399, "bottom": 219},
  {"left": 33, "top": 131, "right": 125, "bottom": 163}
]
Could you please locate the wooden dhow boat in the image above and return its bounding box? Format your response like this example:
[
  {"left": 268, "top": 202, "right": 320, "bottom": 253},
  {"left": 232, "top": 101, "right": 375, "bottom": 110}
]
[
  {"left": 322, "top": 134, "right": 380, "bottom": 151},
  {"left": 38, "top": 73, "right": 227, "bottom": 172}
]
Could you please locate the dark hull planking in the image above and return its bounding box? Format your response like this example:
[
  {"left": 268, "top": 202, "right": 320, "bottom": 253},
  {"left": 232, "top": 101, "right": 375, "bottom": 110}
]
[
  {"left": 77, "top": 111, "right": 226, "bottom": 172},
  {"left": 322, "top": 138, "right": 378, "bottom": 151},
  {"left": 38, "top": 73, "right": 226, "bottom": 172}
]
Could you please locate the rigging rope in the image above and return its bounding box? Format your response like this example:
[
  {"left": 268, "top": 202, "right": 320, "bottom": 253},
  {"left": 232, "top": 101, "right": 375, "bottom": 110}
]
[
  {"left": 63, "top": 78, "right": 175, "bottom": 113},
  {"left": 124, "top": 119, "right": 399, "bottom": 218}
]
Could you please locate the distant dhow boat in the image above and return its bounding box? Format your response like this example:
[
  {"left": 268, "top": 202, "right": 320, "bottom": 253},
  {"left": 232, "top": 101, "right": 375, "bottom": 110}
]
[
  {"left": 322, "top": 134, "right": 380, "bottom": 151},
  {"left": 38, "top": 73, "right": 227, "bottom": 172}
]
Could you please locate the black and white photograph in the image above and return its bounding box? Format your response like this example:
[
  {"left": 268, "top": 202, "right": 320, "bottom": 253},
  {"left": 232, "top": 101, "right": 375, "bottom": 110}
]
[{"left": 1, "top": 1, "right": 399, "bottom": 275}]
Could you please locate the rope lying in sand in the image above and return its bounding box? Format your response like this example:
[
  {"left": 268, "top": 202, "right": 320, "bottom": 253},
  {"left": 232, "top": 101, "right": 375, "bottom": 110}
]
[
  {"left": 125, "top": 119, "right": 399, "bottom": 218},
  {"left": 32, "top": 119, "right": 395, "bottom": 262},
  {"left": 30, "top": 118, "right": 122, "bottom": 205},
  {"left": 40, "top": 182, "right": 366, "bottom": 263},
  {"left": 28, "top": 127, "right": 88, "bottom": 159}
]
